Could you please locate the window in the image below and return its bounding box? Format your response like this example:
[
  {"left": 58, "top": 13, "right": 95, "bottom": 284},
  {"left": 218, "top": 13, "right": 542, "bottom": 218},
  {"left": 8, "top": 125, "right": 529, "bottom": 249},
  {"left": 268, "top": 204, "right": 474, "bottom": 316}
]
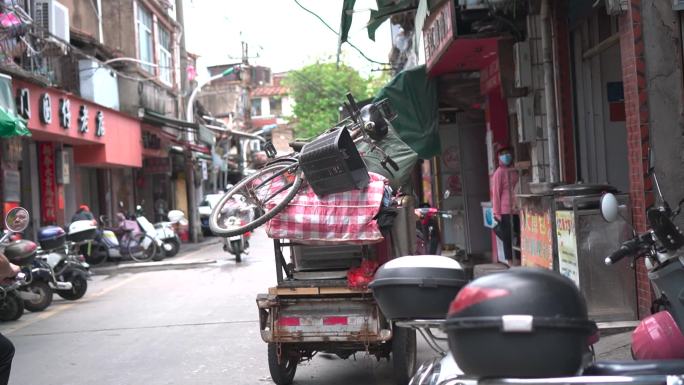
[
  {"left": 251, "top": 99, "right": 262, "bottom": 117},
  {"left": 158, "top": 27, "right": 172, "bottom": 85},
  {"left": 136, "top": 4, "right": 154, "bottom": 73},
  {"left": 269, "top": 97, "right": 282, "bottom": 116}
]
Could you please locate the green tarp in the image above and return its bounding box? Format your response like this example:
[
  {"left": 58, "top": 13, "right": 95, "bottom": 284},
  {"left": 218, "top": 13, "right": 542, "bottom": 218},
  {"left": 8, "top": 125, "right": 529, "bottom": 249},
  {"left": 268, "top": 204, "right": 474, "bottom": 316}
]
[
  {"left": 357, "top": 125, "right": 418, "bottom": 189},
  {"left": 374, "top": 65, "right": 440, "bottom": 159},
  {"left": 339, "top": 0, "right": 356, "bottom": 43},
  {"left": 0, "top": 106, "right": 30, "bottom": 138},
  {"left": 339, "top": 0, "right": 417, "bottom": 42}
]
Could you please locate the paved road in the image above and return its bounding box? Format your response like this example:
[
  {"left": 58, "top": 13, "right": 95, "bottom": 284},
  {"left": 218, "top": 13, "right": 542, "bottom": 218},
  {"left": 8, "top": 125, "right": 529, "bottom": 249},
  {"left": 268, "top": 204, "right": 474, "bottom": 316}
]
[{"left": 0, "top": 229, "right": 436, "bottom": 385}]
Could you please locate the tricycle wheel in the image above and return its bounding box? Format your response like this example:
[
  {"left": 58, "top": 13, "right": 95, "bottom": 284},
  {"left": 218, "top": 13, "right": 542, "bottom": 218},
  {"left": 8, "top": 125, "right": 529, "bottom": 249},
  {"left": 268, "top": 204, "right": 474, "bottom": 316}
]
[
  {"left": 267, "top": 343, "right": 298, "bottom": 385},
  {"left": 392, "top": 326, "right": 417, "bottom": 385}
]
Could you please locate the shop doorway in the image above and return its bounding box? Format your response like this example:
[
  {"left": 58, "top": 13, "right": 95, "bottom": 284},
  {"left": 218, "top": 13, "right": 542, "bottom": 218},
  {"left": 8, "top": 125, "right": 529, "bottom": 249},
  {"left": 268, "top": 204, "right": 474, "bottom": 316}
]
[
  {"left": 571, "top": 11, "right": 629, "bottom": 192},
  {"left": 438, "top": 110, "right": 491, "bottom": 256}
]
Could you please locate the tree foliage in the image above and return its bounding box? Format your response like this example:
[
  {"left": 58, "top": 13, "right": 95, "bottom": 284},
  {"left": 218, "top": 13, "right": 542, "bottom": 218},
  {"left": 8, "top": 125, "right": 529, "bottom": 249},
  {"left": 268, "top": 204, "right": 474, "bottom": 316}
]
[{"left": 284, "top": 62, "right": 388, "bottom": 138}]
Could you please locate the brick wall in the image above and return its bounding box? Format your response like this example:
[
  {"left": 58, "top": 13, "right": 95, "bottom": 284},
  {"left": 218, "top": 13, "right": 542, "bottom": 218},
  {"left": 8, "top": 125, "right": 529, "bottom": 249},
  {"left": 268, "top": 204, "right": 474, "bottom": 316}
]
[{"left": 619, "top": 0, "right": 653, "bottom": 317}]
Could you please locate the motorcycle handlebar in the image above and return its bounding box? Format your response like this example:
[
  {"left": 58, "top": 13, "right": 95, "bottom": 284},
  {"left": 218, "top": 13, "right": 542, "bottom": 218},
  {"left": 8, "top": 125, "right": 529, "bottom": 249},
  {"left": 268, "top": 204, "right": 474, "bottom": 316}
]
[{"left": 605, "top": 238, "right": 643, "bottom": 265}]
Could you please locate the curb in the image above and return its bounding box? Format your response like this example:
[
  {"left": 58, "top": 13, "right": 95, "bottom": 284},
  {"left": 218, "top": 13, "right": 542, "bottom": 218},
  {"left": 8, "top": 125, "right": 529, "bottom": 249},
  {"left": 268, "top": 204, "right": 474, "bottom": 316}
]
[
  {"left": 90, "top": 259, "right": 217, "bottom": 275},
  {"left": 89, "top": 239, "right": 223, "bottom": 275}
]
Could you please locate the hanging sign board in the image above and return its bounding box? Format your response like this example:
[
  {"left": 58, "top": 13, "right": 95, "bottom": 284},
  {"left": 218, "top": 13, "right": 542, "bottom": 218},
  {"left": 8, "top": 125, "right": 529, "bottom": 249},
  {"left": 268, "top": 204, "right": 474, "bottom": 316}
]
[
  {"left": 38, "top": 142, "right": 58, "bottom": 223},
  {"left": 556, "top": 210, "right": 580, "bottom": 287},
  {"left": 423, "top": 0, "right": 456, "bottom": 72},
  {"left": 520, "top": 199, "right": 554, "bottom": 269}
]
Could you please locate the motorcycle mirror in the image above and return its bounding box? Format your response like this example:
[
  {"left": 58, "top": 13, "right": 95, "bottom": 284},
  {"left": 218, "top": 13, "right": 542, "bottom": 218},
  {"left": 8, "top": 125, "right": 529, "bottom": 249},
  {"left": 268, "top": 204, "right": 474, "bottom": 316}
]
[
  {"left": 5, "top": 207, "right": 29, "bottom": 233},
  {"left": 600, "top": 193, "right": 620, "bottom": 223},
  {"left": 119, "top": 201, "right": 124, "bottom": 208},
  {"left": 444, "top": 190, "right": 451, "bottom": 200}
]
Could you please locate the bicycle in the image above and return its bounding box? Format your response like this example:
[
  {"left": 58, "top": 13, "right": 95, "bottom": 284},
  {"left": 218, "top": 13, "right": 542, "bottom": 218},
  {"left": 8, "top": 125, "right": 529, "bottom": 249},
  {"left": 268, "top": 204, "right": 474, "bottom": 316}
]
[
  {"left": 209, "top": 93, "right": 399, "bottom": 238},
  {"left": 97, "top": 215, "right": 158, "bottom": 263}
]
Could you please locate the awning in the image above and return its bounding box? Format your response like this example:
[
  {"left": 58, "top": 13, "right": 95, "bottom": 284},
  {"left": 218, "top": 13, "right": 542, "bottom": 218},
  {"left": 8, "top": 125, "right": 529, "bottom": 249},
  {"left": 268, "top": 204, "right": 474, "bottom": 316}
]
[
  {"left": 374, "top": 65, "right": 440, "bottom": 159},
  {"left": 340, "top": 0, "right": 417, "bottom": 42},
  {"left": 0, "top": 106, "right": 30, "bottom": 138}
]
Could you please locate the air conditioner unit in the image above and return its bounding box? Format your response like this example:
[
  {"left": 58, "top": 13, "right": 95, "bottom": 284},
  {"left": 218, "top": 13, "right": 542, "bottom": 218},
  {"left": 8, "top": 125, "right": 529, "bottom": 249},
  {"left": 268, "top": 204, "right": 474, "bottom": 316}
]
[{"left": 33, "top": 0, "right": 70, "bottom": 43}]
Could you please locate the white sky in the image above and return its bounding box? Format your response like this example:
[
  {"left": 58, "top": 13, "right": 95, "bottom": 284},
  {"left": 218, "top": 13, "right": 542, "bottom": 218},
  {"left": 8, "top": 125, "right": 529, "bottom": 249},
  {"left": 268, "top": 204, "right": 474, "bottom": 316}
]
[{"left": 183, "top": 0, "right": 392, "bottom": 78}]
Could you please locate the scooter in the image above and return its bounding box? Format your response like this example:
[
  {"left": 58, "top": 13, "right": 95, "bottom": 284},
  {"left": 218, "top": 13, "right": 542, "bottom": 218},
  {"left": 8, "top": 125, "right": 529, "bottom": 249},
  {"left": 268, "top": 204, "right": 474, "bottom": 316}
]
[
  {"left": 599, "top": 166, "right": 684, "bottom": 360},
  {"left": 135, "top": 203, "right": 177, "bottom": 258},
  {"left": 221, "top": 216, "right": 249, "bottom": 263},
  {"left": 219, "top": 195, "right": 254, "bottom": 263},
  {"left": 415, "top": 207, "right": 451, "bottom": 255}
]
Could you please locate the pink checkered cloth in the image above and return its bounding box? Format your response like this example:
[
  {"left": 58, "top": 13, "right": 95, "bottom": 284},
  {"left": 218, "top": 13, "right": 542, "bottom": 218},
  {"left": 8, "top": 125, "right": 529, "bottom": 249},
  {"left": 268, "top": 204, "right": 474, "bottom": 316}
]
[{"left": 265, "top": 172, "right": 387, "bottom": 245}]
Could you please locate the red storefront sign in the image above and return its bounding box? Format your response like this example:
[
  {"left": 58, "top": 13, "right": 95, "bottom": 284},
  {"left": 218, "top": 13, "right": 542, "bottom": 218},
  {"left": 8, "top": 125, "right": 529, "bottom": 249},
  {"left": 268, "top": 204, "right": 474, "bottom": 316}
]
[
  {"left": 423, "top": 0, "right": 456, "bottom": 72},
  {"left": 13, "top": 79, "right": 143, "bottom": 168},
  {"left": 38, "top": 142, "right": 57, "bottom": 223}
]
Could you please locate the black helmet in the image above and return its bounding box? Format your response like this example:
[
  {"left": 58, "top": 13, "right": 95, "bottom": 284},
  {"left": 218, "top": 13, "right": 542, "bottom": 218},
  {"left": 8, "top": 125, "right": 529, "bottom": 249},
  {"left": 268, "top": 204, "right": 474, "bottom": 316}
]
[{"left": 360, "top": 104, "right": 389, "bottom": 141}]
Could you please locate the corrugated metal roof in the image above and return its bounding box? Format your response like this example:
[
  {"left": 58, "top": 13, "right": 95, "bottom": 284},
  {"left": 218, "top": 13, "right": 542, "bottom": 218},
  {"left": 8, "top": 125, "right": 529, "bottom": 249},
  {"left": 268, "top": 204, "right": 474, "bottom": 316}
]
[{"left": 252, "top": 86, "right": 288, "bottom": 97}]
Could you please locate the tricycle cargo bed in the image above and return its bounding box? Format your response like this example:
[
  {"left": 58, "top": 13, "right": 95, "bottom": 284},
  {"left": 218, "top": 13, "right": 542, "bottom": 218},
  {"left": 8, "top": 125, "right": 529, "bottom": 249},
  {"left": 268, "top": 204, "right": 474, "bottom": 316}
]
[{"left": 257, "top": 292, "right": 390, "bottom": 344}]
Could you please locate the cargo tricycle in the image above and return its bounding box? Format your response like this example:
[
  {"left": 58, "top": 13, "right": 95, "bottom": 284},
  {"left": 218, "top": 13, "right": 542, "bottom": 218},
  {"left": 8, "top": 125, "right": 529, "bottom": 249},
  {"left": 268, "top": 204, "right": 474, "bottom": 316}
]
[{"left": 256, "top": 240, "right": 417, "bottom": 385}]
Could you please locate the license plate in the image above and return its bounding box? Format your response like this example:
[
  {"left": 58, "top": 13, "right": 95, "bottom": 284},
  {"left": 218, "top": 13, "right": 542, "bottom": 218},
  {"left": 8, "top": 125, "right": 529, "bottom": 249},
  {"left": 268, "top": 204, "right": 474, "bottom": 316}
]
[{"left": 229, "top": 235, "right": 241, "bottom": 241}]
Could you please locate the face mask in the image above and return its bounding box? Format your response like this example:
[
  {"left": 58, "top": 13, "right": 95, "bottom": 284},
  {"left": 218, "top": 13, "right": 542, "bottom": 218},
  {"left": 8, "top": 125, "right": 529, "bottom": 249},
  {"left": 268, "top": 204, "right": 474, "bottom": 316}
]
[{"left": 499, "top": 154, "right": 512, "bottom": 165}]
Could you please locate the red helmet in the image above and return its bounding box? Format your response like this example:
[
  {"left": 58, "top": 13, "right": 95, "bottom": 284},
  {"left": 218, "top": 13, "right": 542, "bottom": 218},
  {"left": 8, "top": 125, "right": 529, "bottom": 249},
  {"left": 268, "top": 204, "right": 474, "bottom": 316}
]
[{"left": 632, "top": 311, "right": 684, "bottom": 359}]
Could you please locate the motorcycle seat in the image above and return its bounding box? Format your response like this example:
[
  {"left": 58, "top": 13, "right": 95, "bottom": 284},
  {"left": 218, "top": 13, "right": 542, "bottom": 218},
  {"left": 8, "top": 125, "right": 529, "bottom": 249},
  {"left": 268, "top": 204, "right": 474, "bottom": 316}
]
[{"left": 584, "top": 360, "right": 684, "bottom": 376}]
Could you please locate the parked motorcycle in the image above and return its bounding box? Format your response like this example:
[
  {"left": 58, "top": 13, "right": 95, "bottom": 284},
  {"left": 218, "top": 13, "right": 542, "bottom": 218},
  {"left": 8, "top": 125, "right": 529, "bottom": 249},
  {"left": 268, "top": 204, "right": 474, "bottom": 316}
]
[
  {"left": 415, "top": 207, "right": 452, "bottom": 255},
  {"left": 0, "top": 207, "right": 35, "bottom": 320},
  {"left": 36, "top": 226, "right": 88, "bottom": 301},
  {"left": 135, "top": 203, "right": 178, "bottom": 258},
  {"left": 20, "top": 256, "right": 62, "bottom": 312},
  {"left": 600, "top": 165, "right": 684, "bottom": 360}
]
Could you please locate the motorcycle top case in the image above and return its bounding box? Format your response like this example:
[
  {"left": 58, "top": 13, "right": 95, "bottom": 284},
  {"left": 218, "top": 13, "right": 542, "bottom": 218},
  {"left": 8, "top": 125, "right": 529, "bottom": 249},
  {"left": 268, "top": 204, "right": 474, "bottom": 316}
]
[
  {"left": 67, "top": 220, "right": 98, "bottom": 242},
  {"left": 37, "top": 226, "right": 66, "bottom": 251},
  {"left": 369, "top": 255, "right": 467, "bottom": 320},
  {"left": 444, "top": 268, "right": 596, "bottom": 378},
  {"left": 4, "top": 240, "right": 37, "bottom": 265}
]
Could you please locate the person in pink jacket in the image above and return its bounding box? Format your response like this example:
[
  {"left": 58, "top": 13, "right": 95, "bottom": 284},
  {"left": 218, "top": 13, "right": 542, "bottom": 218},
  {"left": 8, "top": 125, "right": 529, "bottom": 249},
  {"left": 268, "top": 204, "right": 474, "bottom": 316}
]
[{"left": 492, "top": 146, "right": 519, "bottom": 263}]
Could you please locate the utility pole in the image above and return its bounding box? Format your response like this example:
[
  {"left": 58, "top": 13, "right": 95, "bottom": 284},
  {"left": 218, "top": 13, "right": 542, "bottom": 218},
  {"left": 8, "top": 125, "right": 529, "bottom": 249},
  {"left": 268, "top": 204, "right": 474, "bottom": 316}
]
[{"left": 175, "top": 0, "right": 200, "bottom": 243}]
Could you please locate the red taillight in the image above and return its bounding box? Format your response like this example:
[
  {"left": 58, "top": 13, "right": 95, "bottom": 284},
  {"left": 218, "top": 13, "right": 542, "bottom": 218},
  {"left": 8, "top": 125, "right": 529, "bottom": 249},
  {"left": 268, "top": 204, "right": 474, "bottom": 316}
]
[
  {"left": 448, "top": 286, "right": 510, "bottom": 315},
  {"left": 323, "top": 316, "right": 348, "bottom": 326},
  {"left": 277, "top": 317, "right": 300, "bottom": 327}
]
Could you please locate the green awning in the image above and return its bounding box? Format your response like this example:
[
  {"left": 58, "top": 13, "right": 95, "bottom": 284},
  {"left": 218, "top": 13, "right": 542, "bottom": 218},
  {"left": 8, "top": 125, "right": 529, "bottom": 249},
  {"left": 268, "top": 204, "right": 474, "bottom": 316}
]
[
  {"left": 340, "top": 0, "right": 356, "bottom": 43},
  {"left": 339, "top": 0, "right": 417, "bottom": 42},
  {"left": 0, "top": 106, "right": 30, "bottom": 138},
  {"left": 373, "top": 65, "right": 440, "bottom": 159}
]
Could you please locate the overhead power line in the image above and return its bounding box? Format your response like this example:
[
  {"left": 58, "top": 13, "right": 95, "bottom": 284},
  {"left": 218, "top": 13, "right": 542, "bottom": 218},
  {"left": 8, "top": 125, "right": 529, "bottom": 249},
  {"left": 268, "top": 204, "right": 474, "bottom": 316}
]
[{"left": 292, "top": 0, "right": 390, "bottom": 66}]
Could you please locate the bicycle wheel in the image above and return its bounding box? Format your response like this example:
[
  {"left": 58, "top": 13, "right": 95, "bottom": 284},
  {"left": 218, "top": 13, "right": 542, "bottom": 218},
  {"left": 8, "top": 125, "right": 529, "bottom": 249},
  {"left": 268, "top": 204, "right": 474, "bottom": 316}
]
[
  {"left": 127, "top": 233, "right": 158, "bottom": 262},
  {"left": 209, "top": 160, "right": 303, "bottom": 237}
]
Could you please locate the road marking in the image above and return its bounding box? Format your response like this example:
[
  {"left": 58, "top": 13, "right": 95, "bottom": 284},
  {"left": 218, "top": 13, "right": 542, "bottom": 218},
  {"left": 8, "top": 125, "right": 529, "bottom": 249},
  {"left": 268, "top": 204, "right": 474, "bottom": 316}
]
[
  {"left": 3, "top": 273, "right": 143, "bottom": 336},
  {"left": 12, "top": 319, "right": 260, "bottom": 337}
]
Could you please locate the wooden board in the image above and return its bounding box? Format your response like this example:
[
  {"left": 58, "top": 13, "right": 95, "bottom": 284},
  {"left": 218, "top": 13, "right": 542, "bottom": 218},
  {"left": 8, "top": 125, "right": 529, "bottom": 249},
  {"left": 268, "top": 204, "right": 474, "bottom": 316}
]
[
  {"left": 268, "top": 287, "right": 371, "bottom": 296},
  {"left": 319, "top": 287, "right": 369, "bottom": 295},
  {"left": 268, "top": 287, "right": 319, "bottom": 296}
]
